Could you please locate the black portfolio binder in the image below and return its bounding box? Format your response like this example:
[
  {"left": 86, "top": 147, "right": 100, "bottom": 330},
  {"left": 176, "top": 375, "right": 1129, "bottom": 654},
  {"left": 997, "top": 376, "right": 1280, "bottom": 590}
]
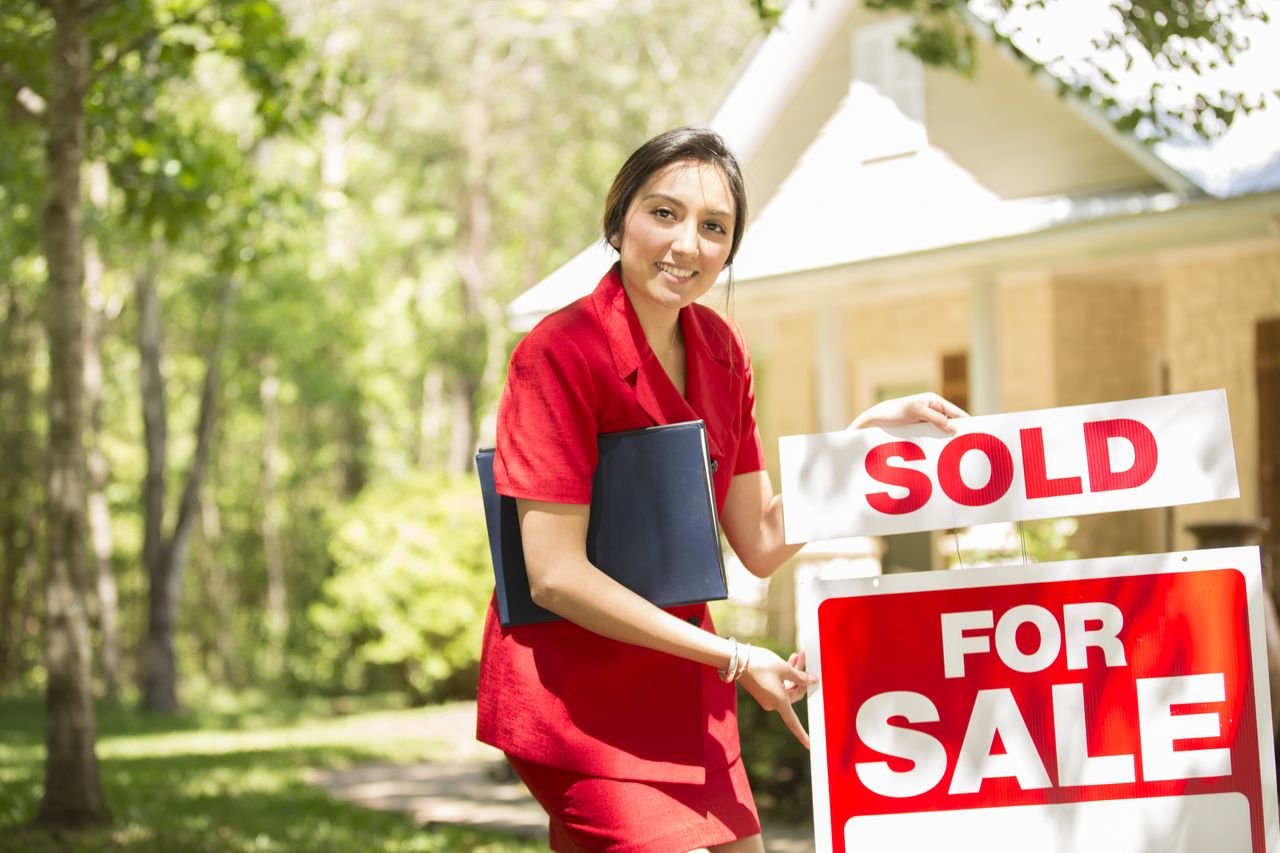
[{"left": 476, "top": 420, "right": 728, "bottom": 627}]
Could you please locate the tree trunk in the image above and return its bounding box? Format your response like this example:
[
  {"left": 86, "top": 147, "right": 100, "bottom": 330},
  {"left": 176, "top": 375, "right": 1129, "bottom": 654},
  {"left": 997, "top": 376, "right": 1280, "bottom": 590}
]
[
  {"left": 135, "top": 253, "right": 174, "bottom": 712},
  {"left": 315, "top": 84, "right": 368, "bottom": 498},
  {"left": 0, "top": 284, "right": 36, "bottom": 685},
  {"left": 447, "top": 376, "right": 479, "bottom": 473},
  {"left": 198, "top": 486, "right": 238, "bottom": 685},
  {"left": 84, "top": 161, "right": 120, "bottom": 697},
  {"left": 19, "top": 509, "right": 43, "bottom": 677},
  {"left": 38, "top": 0, "right": 108, "bottom": 825},
  {"left": 166, "top": 277, "right": 235, "bottom": 609},
  {"left": 447, "top": 23, "right": 494, "bottom": 475},
  {"left": 86, "top": 369, "right": 121, "bottom": 698},
  {"left": 138, "top": 274, "right": 236, "bottom": 712},
  {"left": 416, "top": 367, "right": 445, "bottom": 469},
  {"left": 339, "top": 406, "right": 367, "bottom": 498},
  {"left": 259, "top": 357, "right": 288, "bottom": 676},
  {"left": 0, "top": 479, "right": 18, "bottom": 685}
]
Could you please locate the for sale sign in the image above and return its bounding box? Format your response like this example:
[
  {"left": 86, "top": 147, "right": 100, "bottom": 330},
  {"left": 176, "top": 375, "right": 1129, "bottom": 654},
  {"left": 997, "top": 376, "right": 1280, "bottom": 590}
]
[
  {"left": 800, "top": 547, "right": 1279, "bottom": 853},
  {"left": 780, "top": 390, "right": 1238, "bottom": 543}
]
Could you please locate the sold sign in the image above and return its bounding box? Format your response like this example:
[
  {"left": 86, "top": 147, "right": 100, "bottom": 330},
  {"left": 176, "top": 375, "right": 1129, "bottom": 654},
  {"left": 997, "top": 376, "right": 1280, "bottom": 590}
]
[
  {"left": 800, "top": 548, "right": 1280, "bottom": 853},
  {"left": 780, "top": 390, "right": 1238, "bottom": 542}
]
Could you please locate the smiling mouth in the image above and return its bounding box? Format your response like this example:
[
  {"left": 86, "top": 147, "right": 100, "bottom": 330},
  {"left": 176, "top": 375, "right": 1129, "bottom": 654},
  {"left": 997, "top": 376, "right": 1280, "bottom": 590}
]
[{"left": 657, "top": 262, "right": 696, "bottom": 280}]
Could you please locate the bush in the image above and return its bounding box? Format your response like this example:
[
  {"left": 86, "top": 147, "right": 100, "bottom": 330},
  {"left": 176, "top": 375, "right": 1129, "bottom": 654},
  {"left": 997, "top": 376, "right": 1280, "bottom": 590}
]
[{"left": 310, "top": 472, "right": 491, "bottom": 703}]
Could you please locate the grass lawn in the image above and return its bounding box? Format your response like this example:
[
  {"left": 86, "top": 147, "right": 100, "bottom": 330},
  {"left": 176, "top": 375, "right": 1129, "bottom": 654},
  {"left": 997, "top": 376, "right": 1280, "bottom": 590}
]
[{"left": 0, "top": 688, "right": 545, "bottom": 852}]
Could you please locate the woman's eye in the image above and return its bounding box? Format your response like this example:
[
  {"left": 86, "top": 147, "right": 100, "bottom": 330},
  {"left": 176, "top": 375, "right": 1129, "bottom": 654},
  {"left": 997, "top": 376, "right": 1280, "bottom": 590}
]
[
  {"left": 705, "top": 221, "right": 727, "bottom": 234},
  {"left": 653, "top": 207, "right": 674, "bottom": 219}
]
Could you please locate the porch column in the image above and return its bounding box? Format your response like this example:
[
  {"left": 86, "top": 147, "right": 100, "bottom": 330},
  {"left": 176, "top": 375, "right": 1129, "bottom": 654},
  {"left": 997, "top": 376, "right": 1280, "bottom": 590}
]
[
  {"left": 969, "top": 275, "right": 1001, "bottom": 415},
  {"left": 815, "top": 308, "right": 847, "bottom": 430}
]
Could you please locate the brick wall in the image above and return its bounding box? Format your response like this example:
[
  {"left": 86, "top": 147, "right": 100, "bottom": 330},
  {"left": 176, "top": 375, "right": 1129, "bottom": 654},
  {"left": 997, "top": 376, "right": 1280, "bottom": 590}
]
[
  {"left": 998, "top": 271, "right": 1056, "bottom": 412},
  {"left": 1163, "top": 242, "right": 1280, "bottom": 549}
]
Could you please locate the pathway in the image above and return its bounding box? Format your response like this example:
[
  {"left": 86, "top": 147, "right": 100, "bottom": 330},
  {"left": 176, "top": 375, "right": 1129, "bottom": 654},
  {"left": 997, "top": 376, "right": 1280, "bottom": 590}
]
[{"left": 308, "top": 702, "right": 816, "bottom": 852}]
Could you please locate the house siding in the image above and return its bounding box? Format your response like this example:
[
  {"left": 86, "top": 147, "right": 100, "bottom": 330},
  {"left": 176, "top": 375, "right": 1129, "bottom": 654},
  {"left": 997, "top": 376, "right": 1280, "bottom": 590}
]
[
  {"left": 925, "top": 38, "right": 1159, "bottom": 199},
  {"left": 998, "top": 271, "right": 1057, "bottom": 412},
  {"left": 1163, "top": 242, "right": 1280, "bottom": 550}
]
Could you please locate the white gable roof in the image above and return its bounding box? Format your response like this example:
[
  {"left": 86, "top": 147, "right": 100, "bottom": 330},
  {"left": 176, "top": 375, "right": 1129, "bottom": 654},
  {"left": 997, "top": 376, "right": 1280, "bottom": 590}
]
[
  {"left": 510, "top": 242, "right": 618, "bottom": 331},
  {"left": 729, "top": 79, "right": 1187, "bottom": 282},
  {"left": 704, "top": 0, "right": 862, "bottom": 166}
]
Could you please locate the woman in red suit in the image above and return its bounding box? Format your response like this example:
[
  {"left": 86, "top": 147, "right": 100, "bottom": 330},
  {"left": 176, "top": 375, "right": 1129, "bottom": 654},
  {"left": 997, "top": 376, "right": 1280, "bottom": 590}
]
[{"left": 477, "top": 126, "right": 964, "bottom": 852}]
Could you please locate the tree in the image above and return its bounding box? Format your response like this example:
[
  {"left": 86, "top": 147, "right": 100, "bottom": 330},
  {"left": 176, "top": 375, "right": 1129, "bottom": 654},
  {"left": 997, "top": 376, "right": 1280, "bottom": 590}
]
[
  {"left": 0, "top": 0, "right": 317, "bottom": 825},
  {"left": 38, "top": 0, "right": 107, "bottom": 825},
  {"left": 76, "top": 0, "right": 313, "bottom": 712},
  {"left": 135, "top": 261, "right": 237, "bottom": 712},
  {"left": 0, "top": 56, "right": 45, "bottom": 689},
  {"left": 790, "top": 0, "right": 1275, "bottom": 140},
  {"left": 83, "top": 161, "right": 123, "bottom": 698}
]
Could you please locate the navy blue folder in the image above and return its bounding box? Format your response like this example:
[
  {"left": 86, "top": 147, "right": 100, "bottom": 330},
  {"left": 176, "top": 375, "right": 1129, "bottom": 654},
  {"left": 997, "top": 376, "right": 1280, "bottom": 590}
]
[{"left": 476, "top": 420, "right": 728, "bottom": 627}]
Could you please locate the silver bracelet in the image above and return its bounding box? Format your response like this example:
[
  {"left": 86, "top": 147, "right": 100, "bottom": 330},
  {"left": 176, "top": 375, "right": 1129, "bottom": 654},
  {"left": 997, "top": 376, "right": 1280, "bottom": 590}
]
[
  {"left": 734, "top": 643, "right": 752, "bottom": 681},
  {"left": 719, "top": 636, "right": 738, "bottom": 683}
]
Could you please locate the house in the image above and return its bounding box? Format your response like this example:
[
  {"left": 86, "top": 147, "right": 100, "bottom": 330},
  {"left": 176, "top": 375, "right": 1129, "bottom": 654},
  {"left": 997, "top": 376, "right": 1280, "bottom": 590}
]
[{"left": 512, "top": 0, "right": 1280, "bottom": 588}]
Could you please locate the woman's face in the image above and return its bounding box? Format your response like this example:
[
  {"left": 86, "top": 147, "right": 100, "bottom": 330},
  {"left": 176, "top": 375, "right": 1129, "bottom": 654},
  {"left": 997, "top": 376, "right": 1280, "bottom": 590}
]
[{"left": 615, "top": 159, "right": 735, "bottom": 317}]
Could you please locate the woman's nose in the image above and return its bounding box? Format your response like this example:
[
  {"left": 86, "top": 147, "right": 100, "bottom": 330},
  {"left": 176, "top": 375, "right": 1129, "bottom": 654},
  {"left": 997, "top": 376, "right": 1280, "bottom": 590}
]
[{"left": 671, "top": 221, "right": 698, "bottom": 257}]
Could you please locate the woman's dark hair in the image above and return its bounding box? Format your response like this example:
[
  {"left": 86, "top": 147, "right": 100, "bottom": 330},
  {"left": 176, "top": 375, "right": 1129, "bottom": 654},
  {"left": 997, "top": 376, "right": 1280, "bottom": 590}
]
[{"left": 602, "top": 126, "right": 748, "bottom": 265}]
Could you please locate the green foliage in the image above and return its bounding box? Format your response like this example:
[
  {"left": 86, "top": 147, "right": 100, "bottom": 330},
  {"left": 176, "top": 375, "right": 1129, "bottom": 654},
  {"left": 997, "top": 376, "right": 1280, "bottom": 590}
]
[
  {"left": 748, "top": 0, "right": 785, "bottom": 28},
  {"left": 0, "top": 692, "right": 542, "bottom": 851},
  {"left": 90, "top": 5, "right": 319, "bottom": 240},
  {"left": 0, "top": 0, "right": 754, "bottom": 729},
  {"left": 311, "top": 0, "right": 763, "bottom": 463},
  {"left": 860, "top": 0, "right": 1272, "bottom": 140},
  {"left": 868, "top": 0, "right": 978, "bottom": 73},
  {"left": 944, "top": 517, "right": 1081, "bottom": 569},
  {"left": 1019, "top": 516, "right": 1080, "bottom": 562},
  {"left": 310, "top": 474, "right": 491, "bottom": 703}
]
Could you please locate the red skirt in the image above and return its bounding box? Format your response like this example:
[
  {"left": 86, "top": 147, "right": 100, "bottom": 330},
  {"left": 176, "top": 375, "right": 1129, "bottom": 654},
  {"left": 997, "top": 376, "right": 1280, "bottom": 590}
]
[{"left": 507, "top": 753, "right": 762, "bottom": 852}]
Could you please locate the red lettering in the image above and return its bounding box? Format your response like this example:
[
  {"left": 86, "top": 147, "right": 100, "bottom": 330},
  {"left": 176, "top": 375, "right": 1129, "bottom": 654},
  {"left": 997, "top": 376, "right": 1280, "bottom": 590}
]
[
  {"left": 1083, "top": 418, "right": 1158, "bottom": 492},
  {"left": 1020, "top": 427, "right": 1083, "bottom": 499},
  {"left": 937, "top": 433, "right": 1014, "bottom": 507},
  {"left": 865, "top": 441, "right": 932, "bottom": 514}
]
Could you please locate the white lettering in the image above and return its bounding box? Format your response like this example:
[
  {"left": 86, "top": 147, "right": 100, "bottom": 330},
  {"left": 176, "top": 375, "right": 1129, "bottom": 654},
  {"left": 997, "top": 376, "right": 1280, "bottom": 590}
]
[
  {"left": 855, "top": 692, "right": 948, "bottom": 798},
  {"left": 994, "top": 605, "right": 1061, "bottom": 673},
  {"left": 1051, "top": 683, "right": 1135, "bottom": 786},
  {"left": 1137, "top": 673, "right": 1231, "bottom": 781},
  {"left": 1063, "top": 602, "right": 1126, "bottom": 670},
  {"left": 941, "top": 610, "right": 993, "bottom": 678},
  {"left": 949, "top": 688, "right": 1052, "bottom": 794}
]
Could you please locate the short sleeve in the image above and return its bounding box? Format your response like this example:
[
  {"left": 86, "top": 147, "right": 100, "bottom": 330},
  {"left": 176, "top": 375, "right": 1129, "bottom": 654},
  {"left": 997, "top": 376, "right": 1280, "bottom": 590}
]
[
  {"left": 493, "top": 332, "right": 598, "bottom": 505},
  {"left": 730, "top": 320, "right": 766, "bottom": 476}
]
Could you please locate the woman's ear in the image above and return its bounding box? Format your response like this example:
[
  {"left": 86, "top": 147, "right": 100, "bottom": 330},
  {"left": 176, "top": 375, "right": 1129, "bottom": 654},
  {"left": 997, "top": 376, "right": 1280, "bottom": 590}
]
[{"left": 608, "top": 234, "right": 620, "bottom": 250}]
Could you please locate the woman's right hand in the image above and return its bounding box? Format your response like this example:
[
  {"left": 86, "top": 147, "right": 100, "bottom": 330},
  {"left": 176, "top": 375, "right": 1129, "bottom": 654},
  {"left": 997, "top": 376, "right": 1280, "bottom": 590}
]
[{"left": 739, "top": 648, "right": 818, "bottom": 748}]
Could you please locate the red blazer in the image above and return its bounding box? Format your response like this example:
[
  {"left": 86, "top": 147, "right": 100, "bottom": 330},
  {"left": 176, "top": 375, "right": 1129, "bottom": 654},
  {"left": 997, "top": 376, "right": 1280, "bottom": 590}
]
[{"left": 476, "top": 265, "right": 767, "bottom": 784}]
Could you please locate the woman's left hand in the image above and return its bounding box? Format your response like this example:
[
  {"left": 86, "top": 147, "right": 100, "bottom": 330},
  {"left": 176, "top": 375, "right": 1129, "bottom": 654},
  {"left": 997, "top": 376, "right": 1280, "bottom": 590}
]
[
  {"left": 849, "top": 392, "right": 968, "bottom": 433},
  {"left": 740, "top": 646, "right": 818, "bottom": 749}
]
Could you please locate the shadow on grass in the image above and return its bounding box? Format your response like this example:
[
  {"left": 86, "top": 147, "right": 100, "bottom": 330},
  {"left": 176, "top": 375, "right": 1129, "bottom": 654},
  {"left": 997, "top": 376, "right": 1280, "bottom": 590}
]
[{"left": 0, "top": 693, "right": 542, "bottom": 853}]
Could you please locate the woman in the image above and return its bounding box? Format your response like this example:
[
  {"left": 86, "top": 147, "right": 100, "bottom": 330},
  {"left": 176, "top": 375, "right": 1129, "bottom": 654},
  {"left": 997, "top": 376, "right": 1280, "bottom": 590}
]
[{"left": 477, "top": 126, "right": 964, "bottom": 852}]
